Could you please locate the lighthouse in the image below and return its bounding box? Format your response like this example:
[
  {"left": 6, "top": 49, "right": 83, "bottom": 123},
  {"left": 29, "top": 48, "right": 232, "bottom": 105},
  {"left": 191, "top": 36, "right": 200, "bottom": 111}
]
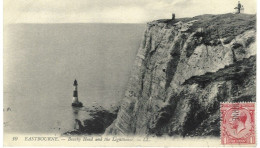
[{"left": 72, "top": 79, "right": 83, "bottom": 107}]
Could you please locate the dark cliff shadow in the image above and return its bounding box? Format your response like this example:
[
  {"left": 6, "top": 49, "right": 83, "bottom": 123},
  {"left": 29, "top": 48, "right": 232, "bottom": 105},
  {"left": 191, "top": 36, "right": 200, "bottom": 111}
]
[{"left": 63, "top": 106, "right": 119, "bottom": 135}]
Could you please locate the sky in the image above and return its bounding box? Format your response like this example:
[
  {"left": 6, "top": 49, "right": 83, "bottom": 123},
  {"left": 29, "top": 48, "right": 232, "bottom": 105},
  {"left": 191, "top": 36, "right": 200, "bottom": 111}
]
[{"left": 4, "top": 0, "right": 257, "bottom": 24}]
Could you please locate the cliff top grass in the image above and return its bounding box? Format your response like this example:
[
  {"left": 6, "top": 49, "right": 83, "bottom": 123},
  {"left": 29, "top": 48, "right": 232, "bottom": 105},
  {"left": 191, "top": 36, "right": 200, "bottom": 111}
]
[{"left": 156, "top": 13, "right": 256, "bottom": 44}]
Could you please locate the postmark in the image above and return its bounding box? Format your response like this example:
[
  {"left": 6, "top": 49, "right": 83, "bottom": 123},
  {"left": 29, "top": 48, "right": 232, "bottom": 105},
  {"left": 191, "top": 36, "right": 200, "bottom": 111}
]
[{"left": 220, "top": 102, "right": 255, "bottom": 145}]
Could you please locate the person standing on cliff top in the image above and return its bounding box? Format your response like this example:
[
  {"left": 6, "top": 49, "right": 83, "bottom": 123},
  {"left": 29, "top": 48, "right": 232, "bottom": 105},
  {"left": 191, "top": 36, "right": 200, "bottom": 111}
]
[{"left": 234, "top": 1, "right": 242, "bottom": 14}]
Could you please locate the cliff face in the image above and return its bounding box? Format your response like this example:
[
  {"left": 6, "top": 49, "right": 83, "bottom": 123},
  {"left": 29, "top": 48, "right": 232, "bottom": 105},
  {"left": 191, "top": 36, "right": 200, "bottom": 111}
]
[{"left": 105, "top": 13, "right": 256, "bottom": 137}]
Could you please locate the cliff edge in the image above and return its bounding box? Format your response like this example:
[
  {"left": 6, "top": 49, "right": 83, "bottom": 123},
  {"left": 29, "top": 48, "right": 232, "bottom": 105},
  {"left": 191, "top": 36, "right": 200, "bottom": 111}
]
[{"left": 105, "top": 13, "right": 256, "bottom": 137}]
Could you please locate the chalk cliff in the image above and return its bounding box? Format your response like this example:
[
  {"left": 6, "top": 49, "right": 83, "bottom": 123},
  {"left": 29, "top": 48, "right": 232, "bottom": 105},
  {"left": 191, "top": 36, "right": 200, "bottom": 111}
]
[{"left": 105, "top": 13, "right": 256, "bottom": 136}]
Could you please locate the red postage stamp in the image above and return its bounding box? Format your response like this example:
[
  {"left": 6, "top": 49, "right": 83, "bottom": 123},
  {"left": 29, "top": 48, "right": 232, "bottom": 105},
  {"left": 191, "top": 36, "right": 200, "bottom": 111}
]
[{"left": 220, "top": 103, "right": 255, "bottom": 145}]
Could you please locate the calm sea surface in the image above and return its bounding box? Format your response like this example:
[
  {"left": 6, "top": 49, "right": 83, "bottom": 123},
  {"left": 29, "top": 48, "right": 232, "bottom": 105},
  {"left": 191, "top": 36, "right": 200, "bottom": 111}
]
[{"left": 4, "top": 23, "right": 145, "bottom": 134}]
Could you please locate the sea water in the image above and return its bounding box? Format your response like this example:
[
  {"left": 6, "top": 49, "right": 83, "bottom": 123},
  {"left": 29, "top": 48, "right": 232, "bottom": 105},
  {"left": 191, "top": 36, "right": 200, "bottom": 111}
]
[{"left": 3, "top": 23, "right": 145, "bottom": 134}]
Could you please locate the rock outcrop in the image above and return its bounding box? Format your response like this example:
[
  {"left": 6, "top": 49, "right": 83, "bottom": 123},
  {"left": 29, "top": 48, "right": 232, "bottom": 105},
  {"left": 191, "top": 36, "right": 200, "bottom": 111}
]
[
  {"left": 64, "top": 106, "right": 118, "bottom": 135},
  {"left": 105, "top": 13, "right": 256, "bottom": 137}
]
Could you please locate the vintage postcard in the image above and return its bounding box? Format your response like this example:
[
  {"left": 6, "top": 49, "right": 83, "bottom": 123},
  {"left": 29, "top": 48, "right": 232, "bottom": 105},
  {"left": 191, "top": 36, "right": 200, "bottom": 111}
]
[{"left": 3, "top": 0, "right": 257, "bottom": 147}]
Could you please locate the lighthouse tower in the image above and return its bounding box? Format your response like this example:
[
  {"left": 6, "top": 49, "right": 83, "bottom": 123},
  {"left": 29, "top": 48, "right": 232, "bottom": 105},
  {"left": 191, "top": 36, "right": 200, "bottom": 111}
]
[
  {"left": 73, "top": 79, "right": 78, "bottom": 103},
  {"left": 72, "top": 79, "right": 83, "bottom": 107}
]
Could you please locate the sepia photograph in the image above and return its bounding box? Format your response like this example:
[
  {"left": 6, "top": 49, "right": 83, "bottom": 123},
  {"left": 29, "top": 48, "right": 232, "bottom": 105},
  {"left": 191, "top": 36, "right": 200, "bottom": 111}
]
[{"left": 3, "top": 0, "right": 257, "bottom": 146}]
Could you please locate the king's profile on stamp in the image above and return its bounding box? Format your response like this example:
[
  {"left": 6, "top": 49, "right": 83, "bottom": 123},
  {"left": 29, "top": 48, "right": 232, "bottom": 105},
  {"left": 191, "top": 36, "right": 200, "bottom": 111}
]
[{"left": 221, "top": 103, "right": 255, "bottom": 145}]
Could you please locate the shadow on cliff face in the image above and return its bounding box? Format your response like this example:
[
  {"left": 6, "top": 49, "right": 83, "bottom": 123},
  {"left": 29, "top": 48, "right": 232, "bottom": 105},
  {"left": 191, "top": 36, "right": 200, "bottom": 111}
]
[
  {"left": 186, "top": 56, "right": 255, "bottom": 137},
  {"left": 63, "top": 106, "right": 119, "bottom": 135},
  {"left": 148, "top": 56, "right": 256, "bottom": 137},
  {"left": 183, "top": 56, "right": 256, "bottom": 88}
]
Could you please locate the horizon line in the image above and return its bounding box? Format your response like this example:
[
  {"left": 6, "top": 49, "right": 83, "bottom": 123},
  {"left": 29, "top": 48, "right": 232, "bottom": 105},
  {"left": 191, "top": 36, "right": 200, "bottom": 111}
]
[
  {"left": 6, "top": 22, "right": 147, "bottom": 25},
  {"left": 5, "top": 12, "right": 256, "bottom": 25}
]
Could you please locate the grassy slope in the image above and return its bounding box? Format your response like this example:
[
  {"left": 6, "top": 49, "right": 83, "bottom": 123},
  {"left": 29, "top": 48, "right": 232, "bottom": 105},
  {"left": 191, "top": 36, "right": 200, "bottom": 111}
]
[{"left": 157, "top": 13, "right": 256, "bottom": 44}]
